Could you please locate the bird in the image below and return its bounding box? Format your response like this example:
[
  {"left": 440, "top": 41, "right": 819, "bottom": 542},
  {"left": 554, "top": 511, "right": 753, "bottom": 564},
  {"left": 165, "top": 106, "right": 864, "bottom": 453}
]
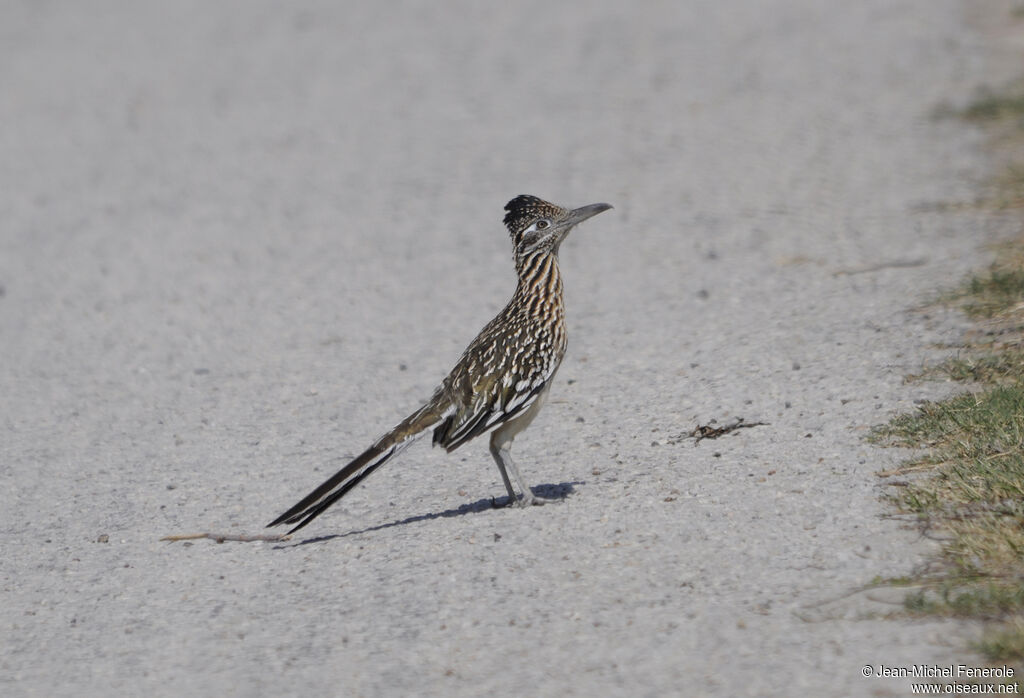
[{"left": 268, "top": 195, "right": 612, "bottom": 533}]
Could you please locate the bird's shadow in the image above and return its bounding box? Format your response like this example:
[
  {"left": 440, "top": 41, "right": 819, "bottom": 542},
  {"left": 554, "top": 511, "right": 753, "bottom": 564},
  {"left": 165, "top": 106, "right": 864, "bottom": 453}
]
[{"left": 274, "top": 481, "right": 579, "bottom": 548}]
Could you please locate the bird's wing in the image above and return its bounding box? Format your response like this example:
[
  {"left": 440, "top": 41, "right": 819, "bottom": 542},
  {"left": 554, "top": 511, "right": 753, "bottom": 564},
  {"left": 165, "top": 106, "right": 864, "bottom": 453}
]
[{"left": 432, "top": 354, "right": 557, "bottom": 452}]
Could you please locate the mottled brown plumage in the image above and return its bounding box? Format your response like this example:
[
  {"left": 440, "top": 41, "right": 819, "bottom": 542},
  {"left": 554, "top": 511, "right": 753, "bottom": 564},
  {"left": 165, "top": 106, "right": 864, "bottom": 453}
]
[{"left": 268, "top": 195, "right": 611, "bottom": 533}]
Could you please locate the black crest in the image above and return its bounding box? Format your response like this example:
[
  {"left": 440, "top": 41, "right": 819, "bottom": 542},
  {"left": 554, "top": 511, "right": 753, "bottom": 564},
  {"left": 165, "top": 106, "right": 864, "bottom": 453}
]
[{"left": 503, "top": 195, "right": 566, "bottom": 243}]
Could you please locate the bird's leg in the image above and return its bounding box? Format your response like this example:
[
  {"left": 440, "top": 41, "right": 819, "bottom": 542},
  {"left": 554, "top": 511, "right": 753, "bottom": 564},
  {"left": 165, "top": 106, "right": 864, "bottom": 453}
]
[
  {"left": 488, "top": 434, "right": 549, "bottom": 506},
  {"left": 488, "top": 436, "right": 519, "bottom": 504}
]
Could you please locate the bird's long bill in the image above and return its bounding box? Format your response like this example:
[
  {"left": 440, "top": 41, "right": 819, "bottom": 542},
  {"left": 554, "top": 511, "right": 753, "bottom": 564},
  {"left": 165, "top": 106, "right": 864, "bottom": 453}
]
[{"left": 567, "top": 202, "right": 613, "bottom": 227}]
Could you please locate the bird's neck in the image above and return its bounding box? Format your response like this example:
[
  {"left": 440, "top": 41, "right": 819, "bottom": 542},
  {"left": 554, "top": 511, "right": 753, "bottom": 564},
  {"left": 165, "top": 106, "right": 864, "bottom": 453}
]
[{"left": 514, "top": 251, "right": 564, "bottom": 310}]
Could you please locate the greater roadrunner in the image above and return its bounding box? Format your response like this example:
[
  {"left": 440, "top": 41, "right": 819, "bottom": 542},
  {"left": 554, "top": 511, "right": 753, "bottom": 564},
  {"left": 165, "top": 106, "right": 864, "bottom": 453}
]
[{"left": 268, "top": 195, "right": 612, "bottom": 533}]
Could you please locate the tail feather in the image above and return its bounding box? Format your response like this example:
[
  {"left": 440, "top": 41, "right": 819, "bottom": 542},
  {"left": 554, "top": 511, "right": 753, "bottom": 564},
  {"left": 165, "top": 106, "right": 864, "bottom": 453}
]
[{"left": 268, "top": 397, "right": 451, "bottom": 533}]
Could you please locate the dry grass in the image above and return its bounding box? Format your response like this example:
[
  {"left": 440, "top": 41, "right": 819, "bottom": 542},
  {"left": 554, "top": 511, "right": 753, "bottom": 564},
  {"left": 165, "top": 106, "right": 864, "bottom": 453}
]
[
  {"left": 872, "top": 76, "right": 1024, "bottom": 666},
  {"left": 873, "top": 376, "right": 1024, "bottom": 665}
]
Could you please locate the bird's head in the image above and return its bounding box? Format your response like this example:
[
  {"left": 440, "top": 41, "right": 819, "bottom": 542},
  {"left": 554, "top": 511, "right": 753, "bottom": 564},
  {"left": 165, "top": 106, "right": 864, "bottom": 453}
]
[{"left": 503, "top": 195, "right": 612, "bottom": 263}]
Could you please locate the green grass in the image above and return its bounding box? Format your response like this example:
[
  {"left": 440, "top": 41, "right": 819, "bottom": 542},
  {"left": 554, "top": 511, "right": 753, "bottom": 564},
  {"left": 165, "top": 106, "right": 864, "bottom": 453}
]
[
  {"left": 875, "top": 380, "right": 1024, "bottom": 665},
  {"left": 961, "top": 92, "right": 1024, "bottom": 122},
  {"left": 903, "top": 585, "right": 1024, "bottom": 620},
  {"left": 873, "top": 385, "right": 1024, "bottom": 512},
  {"left": 955, "top": 82, "right": 1024, "bottom": 211},
  {"left": 963, "top": 269, "right": 1024, "bottom": 318},
  {"left": 938, "top": 238, "right": 1024, "bottom": 320},
  {"left": 935, "top": 352, "right": 1024, "bottom": 384},
  {"left": 873, "top": 263, "right": 1024, "bottom": 666},
  {"left": 978, "top": 620, "right": 1024, "bottom": 661},
  {"left": 874, "top": 68, "right": 1024, "bottom": 673}
]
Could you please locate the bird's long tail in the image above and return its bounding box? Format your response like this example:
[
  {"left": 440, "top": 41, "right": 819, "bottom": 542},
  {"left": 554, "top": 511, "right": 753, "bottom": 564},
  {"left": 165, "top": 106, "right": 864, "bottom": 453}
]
[{"left": 267, "top": 395, "right": 452, "bottom": 533}]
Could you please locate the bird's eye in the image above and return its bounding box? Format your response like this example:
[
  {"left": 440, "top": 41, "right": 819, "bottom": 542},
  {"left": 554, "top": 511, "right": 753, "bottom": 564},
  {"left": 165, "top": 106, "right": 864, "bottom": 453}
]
[{"left": 536, "top": 220, "right": 550, "bottom": 230}]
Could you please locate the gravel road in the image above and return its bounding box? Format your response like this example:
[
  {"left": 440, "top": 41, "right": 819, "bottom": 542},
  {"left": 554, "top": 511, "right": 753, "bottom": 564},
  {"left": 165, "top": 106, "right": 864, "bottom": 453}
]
[{"left": 2, "top": 1, "right": 1020, "bottom": 695}]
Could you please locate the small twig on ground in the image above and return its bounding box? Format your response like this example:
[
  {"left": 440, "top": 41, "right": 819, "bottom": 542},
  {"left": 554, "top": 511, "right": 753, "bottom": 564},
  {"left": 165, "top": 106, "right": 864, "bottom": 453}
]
[
  {"left": 679, "top": 417, "right": 769, "bottom": 445},
  {"left": 160, "top": 532, "right": 290, "bottom": 544}
]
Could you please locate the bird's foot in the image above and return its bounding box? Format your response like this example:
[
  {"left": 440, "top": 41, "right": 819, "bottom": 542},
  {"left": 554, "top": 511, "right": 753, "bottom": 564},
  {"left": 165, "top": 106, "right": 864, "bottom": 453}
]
[
  {"left": 515, "top": 491, "right": 558, "bottom": 507},
  {"left": 492, "top": 491, "right": 556, "bottom": 508}
]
